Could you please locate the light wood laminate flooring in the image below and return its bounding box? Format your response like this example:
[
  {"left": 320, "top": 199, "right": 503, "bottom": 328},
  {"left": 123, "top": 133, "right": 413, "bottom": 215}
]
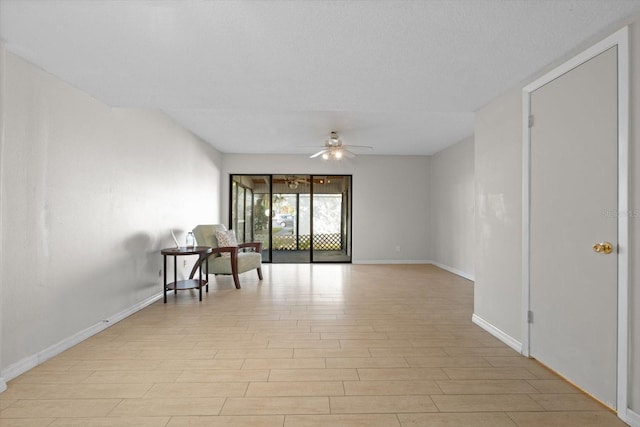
[{"left": 0, "top": 264, "right": 624, "bottom": 426}]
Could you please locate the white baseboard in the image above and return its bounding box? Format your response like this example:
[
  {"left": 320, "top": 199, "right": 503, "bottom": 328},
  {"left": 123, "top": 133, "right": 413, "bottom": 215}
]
[
  {"left": 352, "top": 260, "right": 431, "bottom": 265},
  {"left": 352, "top": 260, "right": 475, "bottom": 282},
  {"left": 472, "top": 313, "right": 523, "bottom": 354},
  {"left": 623, "top": 408, "right": 640, "bottom": 427},
  {"left": 0, "top": 292, "right": 164, "bottom": 385},
  {"left": 430, "top": 261, "right": 475, "bottom": 281}
]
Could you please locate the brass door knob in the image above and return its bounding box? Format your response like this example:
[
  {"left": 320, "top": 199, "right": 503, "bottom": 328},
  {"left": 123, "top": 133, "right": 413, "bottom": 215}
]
[{"left": 592, "top": 242, "right": 613, "bottom": 254}]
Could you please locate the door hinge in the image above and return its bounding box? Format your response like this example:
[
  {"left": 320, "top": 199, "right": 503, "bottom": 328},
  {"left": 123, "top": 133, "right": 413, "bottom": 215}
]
[
  {"left": 528, "top": 115, "right": 534, "bottom": 128},
  {"left": 527, "top": 310, "right": 534, "bottom": 323}
]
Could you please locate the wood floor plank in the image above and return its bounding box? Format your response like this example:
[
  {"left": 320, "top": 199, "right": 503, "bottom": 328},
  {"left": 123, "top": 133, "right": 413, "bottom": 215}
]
[{"left": 1, "top": 265, "right": 617, "bottom": 426}]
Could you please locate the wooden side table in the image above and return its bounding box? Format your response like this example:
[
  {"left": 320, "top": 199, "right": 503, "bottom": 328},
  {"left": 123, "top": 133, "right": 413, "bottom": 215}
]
[{"left": 161, "top": 246, "right": 212, "bottom": 303}]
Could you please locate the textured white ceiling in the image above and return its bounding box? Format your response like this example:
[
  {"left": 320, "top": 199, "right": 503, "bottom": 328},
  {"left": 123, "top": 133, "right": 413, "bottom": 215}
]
[{"left": 1, "top": 0, "right": 639, "bottom": 155}]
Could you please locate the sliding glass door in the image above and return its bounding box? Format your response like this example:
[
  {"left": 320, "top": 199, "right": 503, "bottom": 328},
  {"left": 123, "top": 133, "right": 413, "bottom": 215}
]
[
  {"left": 271, "top": 175, "right": 311, "bottom": 263},
  {"left": 230, "top": 174, "right": 352, "bottom": 263},
  {"left": 231, "top": 175, "right": 271, "bottom": 262},
  {"left": 312, "top": 175, "right": 351, "bottom": 262}
]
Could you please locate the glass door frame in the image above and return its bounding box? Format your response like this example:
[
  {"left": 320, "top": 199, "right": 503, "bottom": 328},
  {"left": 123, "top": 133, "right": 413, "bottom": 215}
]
[{"left": 229, "top": 174, "right": 352, "bottom": 264}]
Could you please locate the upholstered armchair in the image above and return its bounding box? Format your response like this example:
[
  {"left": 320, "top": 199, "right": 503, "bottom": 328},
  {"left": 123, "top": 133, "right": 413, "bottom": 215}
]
[{"left": 189, "top": 224, "right": 263, "bottom": 289}]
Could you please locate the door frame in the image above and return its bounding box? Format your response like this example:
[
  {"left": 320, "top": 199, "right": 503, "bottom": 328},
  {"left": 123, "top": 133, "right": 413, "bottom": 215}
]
[
  {"left": 521, "top": 27, "right": 629, "bottom": 416},
  {"left": 229, "top": 174, "right": 353, "bottom": 264}
]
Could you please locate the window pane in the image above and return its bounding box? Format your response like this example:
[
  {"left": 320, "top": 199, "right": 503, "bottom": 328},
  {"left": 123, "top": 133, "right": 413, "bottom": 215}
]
[{"left": 230, "top": 175, "right": 271, "bottom": 262}]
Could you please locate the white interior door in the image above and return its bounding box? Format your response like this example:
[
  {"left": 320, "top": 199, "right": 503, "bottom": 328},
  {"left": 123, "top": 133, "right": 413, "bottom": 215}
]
[{"left": 529, "top": 46, "right": 618, "bottom": 407}]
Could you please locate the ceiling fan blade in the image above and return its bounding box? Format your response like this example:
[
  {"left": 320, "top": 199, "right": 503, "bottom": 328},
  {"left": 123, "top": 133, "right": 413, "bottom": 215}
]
[
  {"left": 342, "top": 149, "right": 356, "bottom": 158},
  {"left": 310, "top": 149, "right": 328, "bottom": 158},
  {"left": 344, "top": 144, "right": 374, "bottom": 150}
]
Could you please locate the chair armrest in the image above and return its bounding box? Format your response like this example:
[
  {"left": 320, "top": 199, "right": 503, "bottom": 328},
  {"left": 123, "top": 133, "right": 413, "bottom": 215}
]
[{"left": 238, "top": 242, "right": 262, "bottom": 253}]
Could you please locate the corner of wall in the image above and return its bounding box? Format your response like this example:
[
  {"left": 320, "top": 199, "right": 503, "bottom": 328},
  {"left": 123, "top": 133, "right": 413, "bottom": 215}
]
[
  {"left": 471, "top": 313, "right": 522, "bottom": 354},
  {"left": 430, "top": 261, "right": 474, "bottom": 282},
  {"left": 623, "top": 408, "right": 640, "bottom": 427},
  {"left": 428, "top": 136, "right": 476, "bottom": 277}
]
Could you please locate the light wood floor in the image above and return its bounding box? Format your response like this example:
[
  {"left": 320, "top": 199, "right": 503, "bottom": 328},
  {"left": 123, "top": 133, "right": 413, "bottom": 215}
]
[{"left": 0, "top": 264, "right": 625, "bottom": 426}]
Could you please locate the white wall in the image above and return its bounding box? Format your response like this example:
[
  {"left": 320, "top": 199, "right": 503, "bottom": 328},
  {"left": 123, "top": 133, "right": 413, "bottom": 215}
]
[
  {"left": 474, "top": 20, "right": 640, "bottom": 418},
  {"left": 429, "top": 136, "right": 475, "bottom": 280},
  {"left": 221, "top": 154, "right": 431, "bottom": 263},
  {"left": 473, "top": 86, "right": 523, "bottom": 344},
  {"left": 0, "top": 49, "right": 223, "bottom": 382}
]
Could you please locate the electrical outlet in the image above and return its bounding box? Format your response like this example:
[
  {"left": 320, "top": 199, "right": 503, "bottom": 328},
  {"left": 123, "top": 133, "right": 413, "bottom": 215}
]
[
  {"left": 395, "top": 245, "right": 401, "bottom": 252},
  {"left": 183, "top": 259, "right": 188, "bottom": 268}
]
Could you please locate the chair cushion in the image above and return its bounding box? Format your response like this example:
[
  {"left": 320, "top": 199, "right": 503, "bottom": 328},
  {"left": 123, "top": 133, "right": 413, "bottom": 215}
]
[
  {"left": 210, "top": 252, "right": 261, "bottom": 275},
  {"left": 215, "top": 229, "right": 238, "bottom": 256}
]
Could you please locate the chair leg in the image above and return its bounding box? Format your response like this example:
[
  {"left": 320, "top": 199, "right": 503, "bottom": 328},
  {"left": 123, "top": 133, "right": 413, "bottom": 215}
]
[
  {"left": 257, "top": 268, "right": 263, "bottom": 280},
  {"left": 232, "top": 272, "right": 241, "bottom": 289},
  {"left": 229, "top": 250, "right": 241, "bottom": 289}
]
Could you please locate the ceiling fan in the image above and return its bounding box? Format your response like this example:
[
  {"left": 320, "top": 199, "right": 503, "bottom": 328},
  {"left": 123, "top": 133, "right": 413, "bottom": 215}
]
[
  {"left": 284, "top": 175, "right": 309, "bottom": 189},
  {"left": 309, "top": 131, "right": 373, "bottom": 160}
]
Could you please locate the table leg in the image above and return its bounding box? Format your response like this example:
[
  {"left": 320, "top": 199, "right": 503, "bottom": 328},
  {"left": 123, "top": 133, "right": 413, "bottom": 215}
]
[
  {"left": 198, "top": 255, "right": 203, "bottom": 301},
  {"left": 163, "top": 255, "right": 167, "bottom": 303},
  {"left": 173, "top": 255, "right": 178, "bottom": 296}
]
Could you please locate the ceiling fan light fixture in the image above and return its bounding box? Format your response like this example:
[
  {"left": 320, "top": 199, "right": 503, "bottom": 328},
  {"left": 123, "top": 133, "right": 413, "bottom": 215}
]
[{"left": 311, "top": 131, "right": 371, "bottom": 160}]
